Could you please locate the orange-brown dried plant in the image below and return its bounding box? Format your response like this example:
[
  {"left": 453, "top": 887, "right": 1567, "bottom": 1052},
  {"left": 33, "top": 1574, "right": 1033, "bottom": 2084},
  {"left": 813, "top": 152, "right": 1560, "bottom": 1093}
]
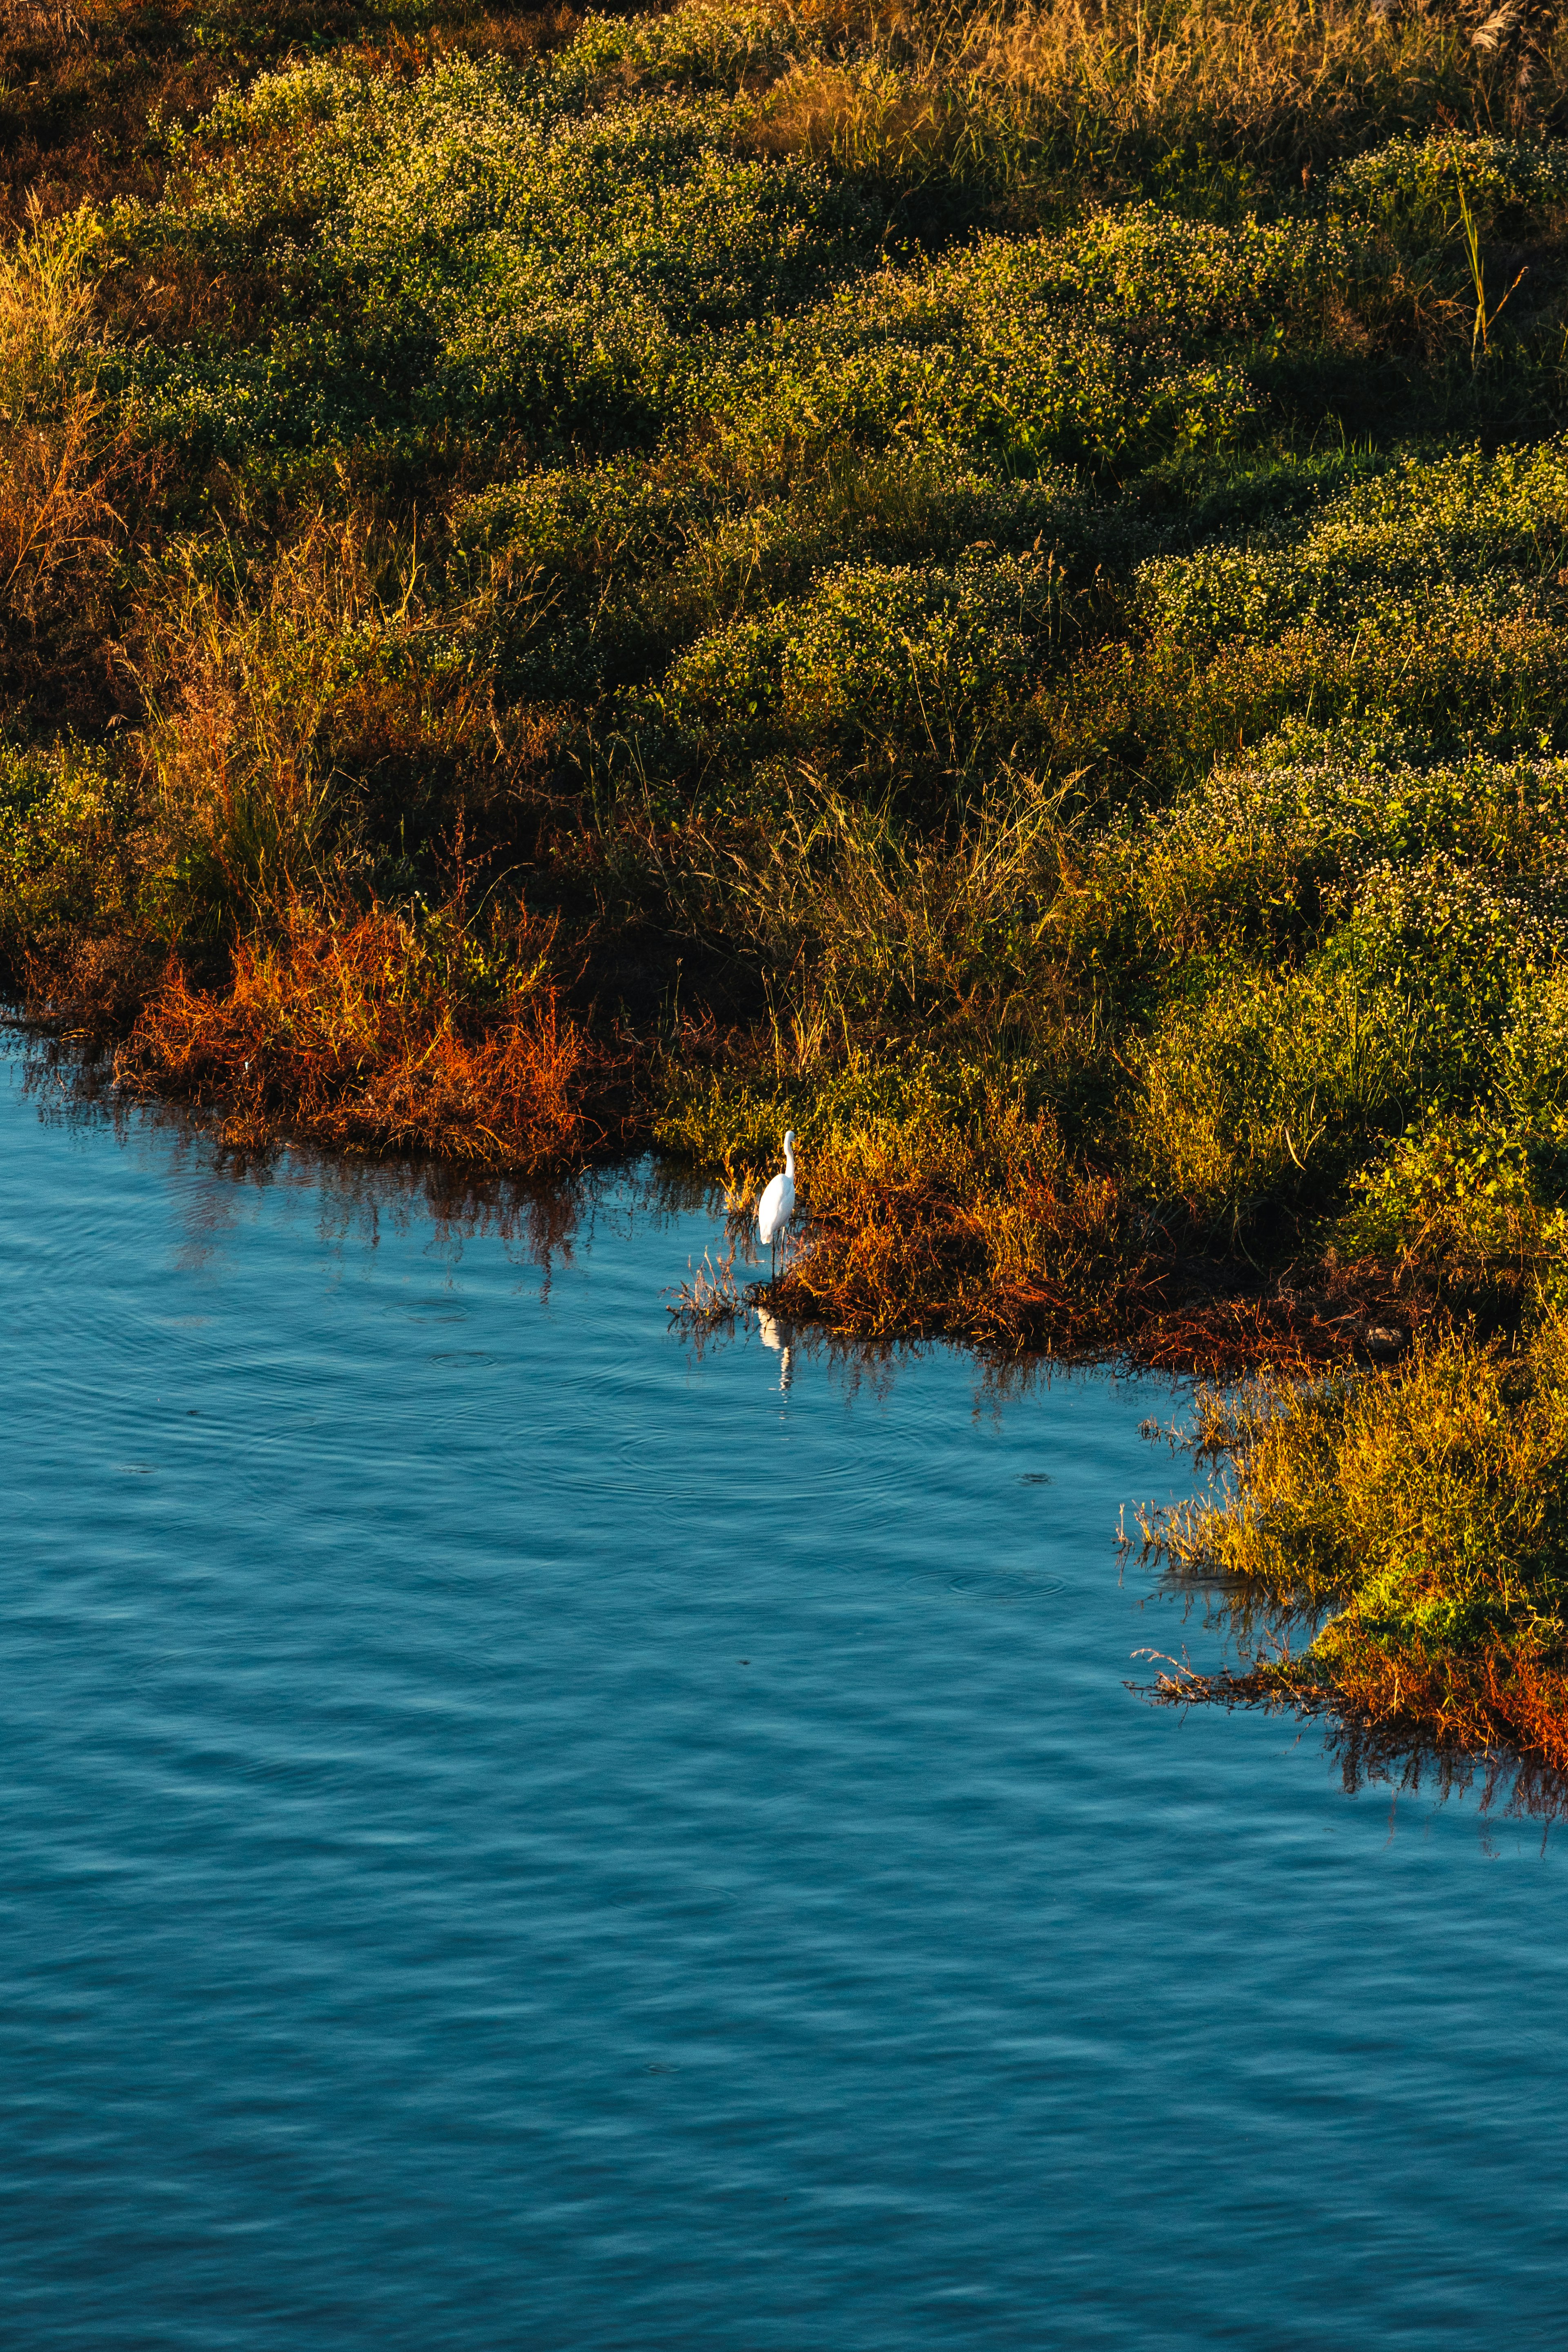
[{"left": 119, "top": 896, "right": 623, "bottom": 1172}]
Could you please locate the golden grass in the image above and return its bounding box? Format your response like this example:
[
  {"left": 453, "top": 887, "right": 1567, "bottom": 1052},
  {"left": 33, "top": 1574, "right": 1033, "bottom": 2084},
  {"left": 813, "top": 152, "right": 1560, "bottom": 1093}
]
[
  {"left": 1140, "top": 1312, "right": 1568, "bottom": 1766},
  {"left": 133, "top": 511, "right": 506, "bottom": 930},
  {"left": 0, "top": 199, "right": 126, "bottom": 666},
  {"left": 752, "top": 0, "right": 1512, "bottom": 194}
]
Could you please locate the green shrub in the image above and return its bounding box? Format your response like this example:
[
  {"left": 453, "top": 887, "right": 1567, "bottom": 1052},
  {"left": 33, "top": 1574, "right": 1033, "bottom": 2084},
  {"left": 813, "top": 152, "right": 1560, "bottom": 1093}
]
[
  {"left": 708, "top": 227, "right": 1273, "bottom": 479},
  {"left": 1051, "top": 606, "right": 1568, "bottom": 800},
  {"left": 0, "top": 739, "right": 140, "bottom": 951},
  {"left": 1127, "top": 951, "right": 1417, "bottom": 1212},
  {"left": 1091, "top": 746, "right": 1568, "bottom": 971},
  {"left": 452, "top": 462, "right": 722, "bottom": 691},
  {"left": 1330, "top": 963, "right": 1568, "bottom": 1265},
  {"left": 537, "top": 2, "right": 805, "bottom": 112},
  {"left": 661, "top": 552, "right": 1057, "bottom": 784},
  {"left": 131, "top": 59, "right": 381, "bottom": 252},
  {"left": 1142, "top": 1309, "right": 1568, "bottom": 1768},
  {"left": 1325, "top": 854, "right": 1542, "bottom": 1100},
  {"left": 114, "top": 58, "right": 880, "bottom": 456},
  {"left": 1136, "top": 439, "right": 1568, "bottom": 649},
  {"left": 1123, "top": 849, "right": 1547, "bottom": 1212},
  {"left": 677, "top": 459, "right": 1096, "bottom": 616},
  {"left": 1503, "top": 966, "right": 1568, "bottom": 1122}
]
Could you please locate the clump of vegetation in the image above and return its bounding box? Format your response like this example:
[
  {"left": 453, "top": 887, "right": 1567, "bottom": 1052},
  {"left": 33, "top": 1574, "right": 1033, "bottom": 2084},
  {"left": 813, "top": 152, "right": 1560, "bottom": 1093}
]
[
  {"left": 15, "top": 0, "right": 1568, "bottom": 1760},
  {"left": 1137, "top": 1312, "right": 1568, "bottom": 1774},
  {"left": 666, "top": 1236, "right": 744, "bottom": 1324},
  {"left": 116, "top": 891, "right": 627, "bottom": 1167}
]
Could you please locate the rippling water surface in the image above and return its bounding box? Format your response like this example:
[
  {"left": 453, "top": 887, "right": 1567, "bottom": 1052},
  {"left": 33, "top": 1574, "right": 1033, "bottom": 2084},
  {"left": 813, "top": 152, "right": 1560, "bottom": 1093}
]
[{"left": 3, "top": 1045, "right": 1568, "bottom": 2350}]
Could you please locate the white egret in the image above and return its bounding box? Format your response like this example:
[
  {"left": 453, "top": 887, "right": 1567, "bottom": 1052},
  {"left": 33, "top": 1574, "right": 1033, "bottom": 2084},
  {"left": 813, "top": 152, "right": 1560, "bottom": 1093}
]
[{"left": 756, "top": 1130, "right": 796, "bottom": 1281}]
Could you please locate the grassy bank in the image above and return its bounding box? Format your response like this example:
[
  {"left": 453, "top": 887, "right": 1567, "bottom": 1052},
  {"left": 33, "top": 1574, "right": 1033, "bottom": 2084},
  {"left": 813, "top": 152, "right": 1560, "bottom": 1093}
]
[
  {"left": 1135, "top": 1312, "right": 1568, "bottom": 1789},
  {"left": 12, "top": 0, "right": 1568, "bottom": 1762}
]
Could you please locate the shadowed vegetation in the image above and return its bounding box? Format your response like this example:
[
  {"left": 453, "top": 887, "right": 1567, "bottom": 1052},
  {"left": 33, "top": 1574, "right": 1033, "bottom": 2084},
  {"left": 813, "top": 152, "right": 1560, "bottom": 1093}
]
[{"left": 12, "top": 0, "right": 1568, "bottom": 1756}]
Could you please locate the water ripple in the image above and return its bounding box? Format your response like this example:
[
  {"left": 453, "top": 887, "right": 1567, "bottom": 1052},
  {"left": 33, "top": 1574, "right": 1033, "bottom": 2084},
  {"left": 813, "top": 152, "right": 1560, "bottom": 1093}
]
[{"left": 0, "top": 1048, "right": 1563, "bottom": 2352}]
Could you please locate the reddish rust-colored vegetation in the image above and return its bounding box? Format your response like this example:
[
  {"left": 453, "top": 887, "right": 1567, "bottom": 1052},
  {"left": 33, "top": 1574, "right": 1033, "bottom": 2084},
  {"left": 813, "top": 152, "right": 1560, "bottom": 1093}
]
[
  {"left": 773, "top": 1179, "right": 1439, "bottom": 1373},
  {"left": 116, "top": 898, "right": 633, "bottom": 1170}
]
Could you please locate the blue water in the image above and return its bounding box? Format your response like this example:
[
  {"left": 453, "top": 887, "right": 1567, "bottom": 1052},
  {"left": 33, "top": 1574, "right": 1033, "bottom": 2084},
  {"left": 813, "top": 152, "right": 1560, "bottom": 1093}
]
[{"left": 3, "top": 1046, "right": 1568, "bottom": 2351}]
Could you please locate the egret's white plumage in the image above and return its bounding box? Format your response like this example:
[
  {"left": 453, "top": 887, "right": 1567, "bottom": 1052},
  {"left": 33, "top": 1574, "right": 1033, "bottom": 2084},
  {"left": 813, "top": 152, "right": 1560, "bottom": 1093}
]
[{"left": 757, "top": 1130, "right": 795, "bottom": 1256}]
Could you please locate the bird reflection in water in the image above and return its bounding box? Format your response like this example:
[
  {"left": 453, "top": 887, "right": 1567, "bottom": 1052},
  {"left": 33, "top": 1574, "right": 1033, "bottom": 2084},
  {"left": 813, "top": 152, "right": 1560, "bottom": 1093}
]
[{"left": 757, "top": 1307, "right": 794, "bottom": 1391}]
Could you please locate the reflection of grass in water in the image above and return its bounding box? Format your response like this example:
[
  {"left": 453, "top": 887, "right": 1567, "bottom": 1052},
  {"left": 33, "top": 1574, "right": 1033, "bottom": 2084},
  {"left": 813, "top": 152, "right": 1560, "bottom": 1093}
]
[{"left": 15, "top": 1024, "right": 593, "bottom": 1289}]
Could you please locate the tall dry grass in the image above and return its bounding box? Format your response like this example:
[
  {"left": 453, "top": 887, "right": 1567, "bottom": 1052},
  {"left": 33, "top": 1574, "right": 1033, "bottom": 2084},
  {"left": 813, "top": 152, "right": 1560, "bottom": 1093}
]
[
  {"left": 134, "top": 513, "right": 501, "bottom": 933},
  {"left": 649, "top": 770, "right": 1077, "bottom": 1033},
  {"left": 0, "top": 197, "right": 125, "bottom": 671},
  {"left": 1, "top": 0, "right": 87, "bottom": 47},
  {"left": 754, "top": 0, "right": 1525, "bottom": 196}
]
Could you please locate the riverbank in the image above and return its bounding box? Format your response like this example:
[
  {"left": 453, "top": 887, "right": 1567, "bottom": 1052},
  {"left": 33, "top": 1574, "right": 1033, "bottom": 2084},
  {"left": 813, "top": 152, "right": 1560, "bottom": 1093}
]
[
  {"left": 1136, "top": 1313, "right": 1568, "bottom": 1781},
  {"left": 9, "top": 0, "right": 1568, "bottom": 1762}
]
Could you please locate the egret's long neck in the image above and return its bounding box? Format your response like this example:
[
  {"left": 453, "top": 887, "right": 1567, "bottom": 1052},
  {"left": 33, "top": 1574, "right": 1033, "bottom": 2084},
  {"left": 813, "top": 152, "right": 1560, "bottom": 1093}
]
[{"left": 784, "top": 1139, "right": 795, "bottom": 1178}]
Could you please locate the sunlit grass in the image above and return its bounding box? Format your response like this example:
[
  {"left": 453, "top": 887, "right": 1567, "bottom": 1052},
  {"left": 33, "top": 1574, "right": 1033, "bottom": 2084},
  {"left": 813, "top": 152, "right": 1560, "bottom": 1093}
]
[
  {"left": 1138, "top": 1312, "right": 1568, "bottom": 1771},
  {"left": 11, "top": 0, "right": 1568, "bottom": 1755}
]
